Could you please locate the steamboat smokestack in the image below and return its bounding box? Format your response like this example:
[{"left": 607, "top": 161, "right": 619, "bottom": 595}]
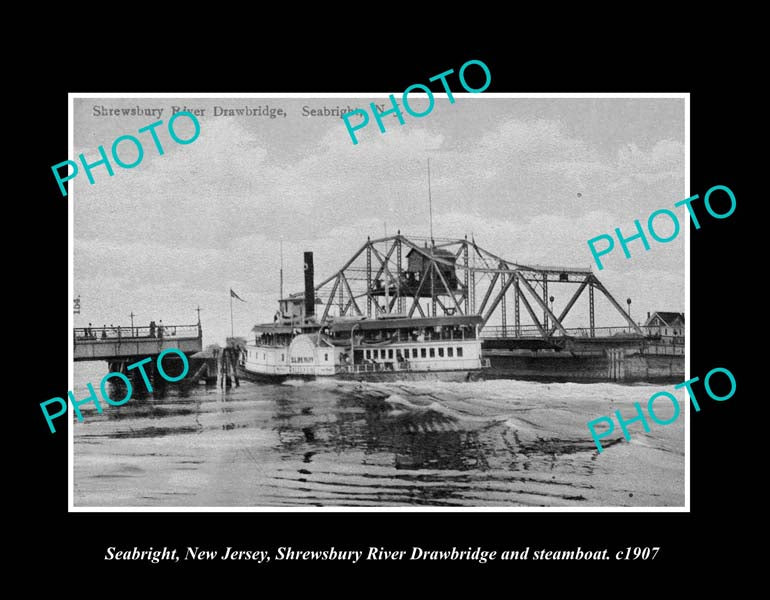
[{"left": 304, "top": 251, "right": 315, "bottom": 318}]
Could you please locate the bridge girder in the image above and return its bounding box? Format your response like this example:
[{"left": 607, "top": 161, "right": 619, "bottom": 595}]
[{"left": 300, "top": 234, "right": 641, "bottom": 339}]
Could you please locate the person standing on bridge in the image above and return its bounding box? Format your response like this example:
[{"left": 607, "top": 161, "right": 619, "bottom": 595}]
[
  {"left": 158, "top": 320, "right": 164, "bottom": 339},
  {"left": 149, "top": 321, "right": 156, "bottom": 338}
]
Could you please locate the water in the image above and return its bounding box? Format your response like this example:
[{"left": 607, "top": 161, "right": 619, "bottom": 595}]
[{"left": 73, "top": 362, "right": 684, "bottom": 507}]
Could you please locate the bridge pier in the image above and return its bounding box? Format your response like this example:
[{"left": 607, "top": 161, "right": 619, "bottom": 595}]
[{"left": 102, "top": 353, "right": 190, "bottom": 397}]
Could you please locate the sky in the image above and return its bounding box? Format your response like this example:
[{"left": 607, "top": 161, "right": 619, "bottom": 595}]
[{"left": 72, "top": 95, "right": 685, "bottom": 345}]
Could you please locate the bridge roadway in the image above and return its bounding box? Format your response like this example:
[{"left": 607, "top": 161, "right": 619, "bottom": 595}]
[
  {"left": 481, "top": 325, "right": 684, "bottom": 356},
  {"left": 73, "top": 324, "right": 202, "bottom": 362}
]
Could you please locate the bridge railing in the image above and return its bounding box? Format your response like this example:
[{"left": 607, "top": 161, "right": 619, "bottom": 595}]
[
  {"left": 644, "top": 343, "right": 685, "bottom": 355},
  {"left": 74, "top": 324, "right": 201, "bottom": 342},
  {"left": 480, "top": 325, "right": 684, "bottom": 343},
  {"left": 518, "top": 264, "right": 592, "bottom": 274}
]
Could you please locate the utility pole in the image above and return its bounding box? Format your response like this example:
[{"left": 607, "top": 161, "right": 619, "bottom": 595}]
[
  {"left": 279, "top": 238, "right": 284, "bottom": 306},
  {"left": 626, "top": 298, "right": 632, "bottom": 333},
  {"left": 427, "top": 158, "right": 434, "bottom": 246}
]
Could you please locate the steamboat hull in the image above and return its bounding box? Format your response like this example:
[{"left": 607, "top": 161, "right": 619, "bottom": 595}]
[
  {"left": 238, "top": 364, "right": 473, "bottom": 383},
  {"left": 334, "top": 369, "right": 472, "bottom": 383},
  {"left": 237, "top": 365, "right": 302, "bottom": 384}
]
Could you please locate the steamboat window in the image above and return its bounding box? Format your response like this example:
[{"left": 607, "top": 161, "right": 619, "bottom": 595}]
[
  {"left": 438, "top": 347, "right": 444, "bottom": 357},
  {"left": 388, "top": 349, "right": 393, "bottom": 359},
  {"left": 365, "top": 350, "right": 370, "bottom": 359},
  {"left": 448, "top": 347, "right": 454, "bottom": 357},
  {"left": 429, "top": 348, "right": 435, "bottom": 358},
  {"left": 281, "top": 354, "right": 284, "bottom": 361},
  {"left": 421, "top": 348, "right": 426, "bottom": 358},
  {"left": 324, "top": 353, "right": 328, "bottom": 361},
  {"left": 457, "top": 347, "right": 463, "bottom": 357},
  {"left": 412, "top": 348, "right": 418, "bottom": 358}
]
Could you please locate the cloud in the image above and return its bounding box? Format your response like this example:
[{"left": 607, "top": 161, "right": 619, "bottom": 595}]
[{"left": 73, "top": 98, "right": 685, "bottom": 343}]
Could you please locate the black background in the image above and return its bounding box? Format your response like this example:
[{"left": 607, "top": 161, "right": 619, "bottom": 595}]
[{"left": 27, "top": 32, "right": 746, "bottom": 585}]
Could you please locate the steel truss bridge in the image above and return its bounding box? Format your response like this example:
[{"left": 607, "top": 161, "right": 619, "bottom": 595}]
[{"left": 296, "top": 234, "right": 642, "bottom": 340}]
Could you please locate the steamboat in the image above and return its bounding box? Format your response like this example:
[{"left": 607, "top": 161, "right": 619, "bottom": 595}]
[{"left": 240, "top": 246, "right": 486, "bottom": 382}]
